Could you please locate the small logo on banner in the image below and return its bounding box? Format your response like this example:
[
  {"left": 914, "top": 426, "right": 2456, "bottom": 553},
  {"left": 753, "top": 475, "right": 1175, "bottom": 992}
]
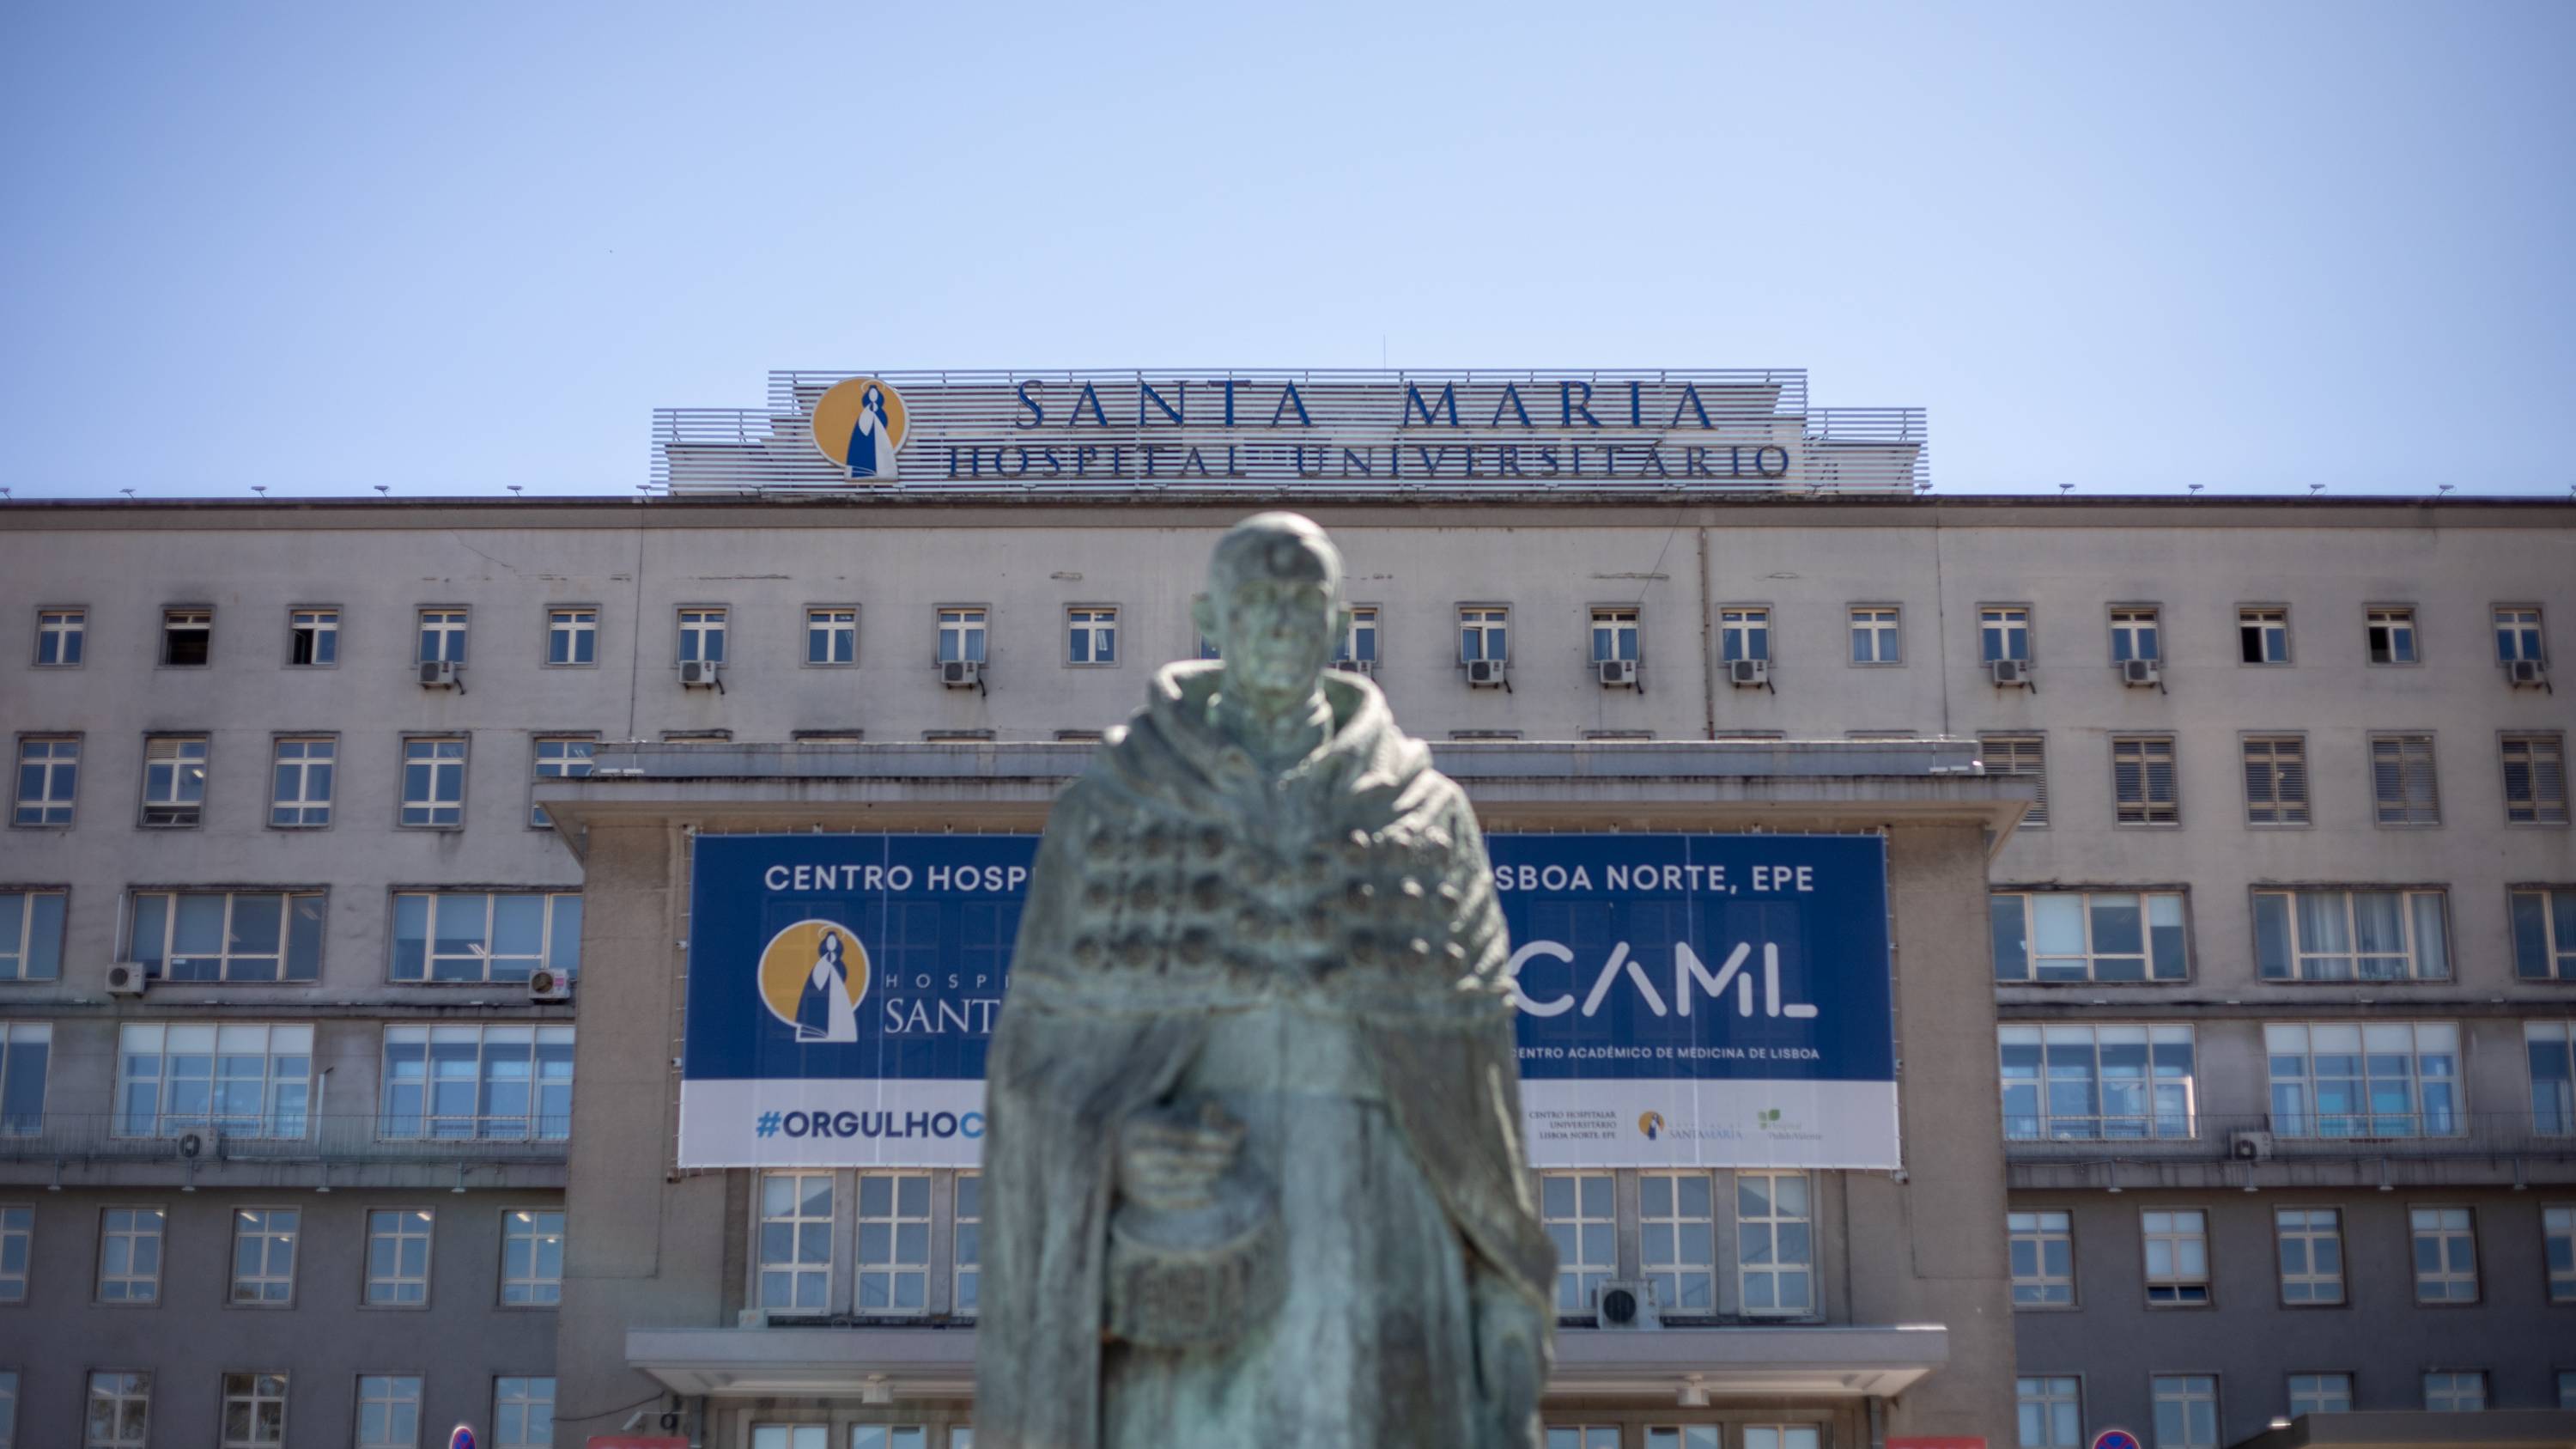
[
  {"left": 810, "top": 376, "right": 909, "bottom": 481},
  {"left": 757, "top": 920, "right": 871, "bottom": 1044},
  {"left": 1637, "top": 1111, "right": 1666, "bottom": 1140}
]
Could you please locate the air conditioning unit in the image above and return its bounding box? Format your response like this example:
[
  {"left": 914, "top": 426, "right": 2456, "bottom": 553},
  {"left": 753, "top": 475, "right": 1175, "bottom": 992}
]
[
  {"left": 176, "top": 1125, "right": 222, "bottom": 1161},
  {"left": 1597, "top": 658, "right": 1638, "bottom": 688},
  {"left": 1332, "top": 657, "right": 1376, "bottom": 675},
  {"left": 2506, "top": 658, "right": 2549, "bottom": 688},
  {"left": 1728, "top": 657, "right": 1769, "bottom": 688},
  {"left": 2228, "top": 1129, "right": 2275, "bottom": 1162},
  {"left": 679, "top": 659, "right": 721, "bottom": 689},
  {"left": 527, "top": 966, "right": 572, "bottom": 1003},
  {"left": 1990, "top": 658, "right": 2032, "bottom": 687},
  {"left": 1466, "top": 658, "right": 1507, "bottom": 688},
  {"left": 2120, "top": 659, "right": 2161, "bottom": 688},
  {"left": 940, "top": 659, "right": 983, "bottom": 689},
  {"left": 1591, "top": 1278, "right": 1662, "bottom": 1330},
  {"left": 106, "top": 961, "right": 150, "bottom": 996},
  {"left": 417, "top": 659, "right": 459, "bottom": 689}
]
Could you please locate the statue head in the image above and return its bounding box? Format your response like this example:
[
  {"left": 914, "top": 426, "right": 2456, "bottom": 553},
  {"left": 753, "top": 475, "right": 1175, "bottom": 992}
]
[{"left": 1193, "top": 513, "right": 1349, "bottom": 709}]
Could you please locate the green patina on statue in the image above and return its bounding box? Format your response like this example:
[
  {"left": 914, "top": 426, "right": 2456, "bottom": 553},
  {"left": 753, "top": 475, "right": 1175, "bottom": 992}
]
[{"left": 977, "top": 512, "right": 1556, "bottom": 1448}]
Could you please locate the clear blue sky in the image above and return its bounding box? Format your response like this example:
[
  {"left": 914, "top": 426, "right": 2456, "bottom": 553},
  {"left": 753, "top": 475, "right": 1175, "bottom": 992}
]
[{"left": 3, "top": 1, "right": 2570, "bottom": 498}]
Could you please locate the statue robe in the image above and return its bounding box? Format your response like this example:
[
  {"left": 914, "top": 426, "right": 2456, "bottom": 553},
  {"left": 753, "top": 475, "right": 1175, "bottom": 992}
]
[{"left": 978, "top": 660, "right": 1554, "bottom": 1449}]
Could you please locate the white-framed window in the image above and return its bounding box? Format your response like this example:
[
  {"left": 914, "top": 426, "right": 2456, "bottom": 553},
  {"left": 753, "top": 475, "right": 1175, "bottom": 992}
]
[
  {"left": 2018, "top": 1375, "right": 2082, "bottom": 1448},
  {"left": 2253, "top": 889, "right": 2449, "bottom": 982},
  {"left": 400, "top": 737, "right": 465, "bottom": 827},
  {"left": 163, "top": 608, "right": 212, "bottom": 666},
  {"left": 2503, "top": 735, "right": 2569, "bottom": 825},
  {"left": 2494, "top": 606, "right": 2545, "bottom": 663},
  {"left": 356, "top": 1373, "right": 422, "bottom": 1447},
  {"left": 1737, "top": 1170, "right": 1814, "bottom": 1316},
  {"left": 2267, "top": 1022, "right": 2459, "bottom": 1138},
  {"left": 379, "top": 1025, "right": 574, "bottom": 1140},
  {"left": 2367, "top": 606, "right": 2417, "bottom": 664},
  {"left": 1336, "top": 606, "right": 1379, "bottom": 667},
  {"left": 391, "top": 890, "right": 581, "bottom": 983},
  {"left": 858, "top": 1171, "right": 933, "bottom": 1312},
  {"left": 1850, "top": 606, "right": 1902, "bottom": 664},
  {"left": 416, "top": 608, "right": 467, "bottom": 665},
  {"left": 2287, "top": 1373, "right": 2352, "bottom": 1416},
  {"left": 2536, "top": 1024, "right": 2576, "bottom": 1135},
  {"left": 1459, "top": 606, "right": 1510, "bottom": 664},
  {"left": 546, "top": 608, "right": 597, "bottom": 666},
  {"left": 1719, "top": 606, "right": 1770, "bottom": 662},
  {"left": 2239, "top": 606, "right": 2290, "bottom": 664},
  {"left": 2008, "top": 1209, "right": 2074, "bottom": 1306},
  {"left": 1540, "top": 1172, "right": 1614, "bottom": 1312},
  {"left": 2154, "top": 1374, "right": 2219, "bottom": 1448},
  {"left": 2142, "top": 1209, "right": 2211, "bottom": 1306},
  {"left": 128, "top": 891, "right": 325, "bottom": 983},
  {"left": 117, "top": 1022, "right": 313, "bottom": 1139},
  {"left": 2424, "top": 1371, "right": 2485, "bottom": 1411},
  {"left": 851, "top": 1428, "right": 929, "bottom": 1449},
  {"left": 1981, "top": 734, "right": 2049, "bottom": 827},
  {"left": 1065, "top": 607, "right": 1117, "bottom": 665},
  {"left": 289, "top": 608, "right": 337, "bottom": 667},
  {"left": 2369, "top": 734, "right": 2441, "bottom": 825},
  {"left": 0, "top": 891, "right": 65, "bottom": 981},
  {"left": 365, "top": 1209, "right": 434, "bottom": 1306},
  {"left": 2275, "top": 1208, "right": 2343, "bottom": 1305},
  {"left": 35, "top": 608, "right": 84, "bottom": 667},
  {"left": 531, "top": 736, "right": 594, "bottom": 827},
  {"left": 0, "top": 1204, "right": 28, "bottom": 1302},
  {"left": 221, "top": 1371, "right": 289, "bottom": 1447},
  {"left": 501, "top": 1208, "right": 564, "bottom": 1306},
  {"left": 953, "top": 1171, "right": 980, "bottom": 1316},
  {"left": 806, "top": 607, "right": 857, "bottom": 666},
  {"left": 1591, "top": 608, "right": 1640, "bottom": 663},
  {"left": 1990, "top": 890, "right": 2188, "bottom": 983},
  {"left": 269, "top": 737, "right": 334, "bottom": 827},
  {"left": 0, "top": 1025, "right": 47, "bottom": 1136},
  {"left": 2516, "top": 891, "right": 2576, "bottom": 981},
  {"left": 1981, "top": 605, "right": 2031, "bottom": 663},
  {"left": 2110, "top": 606, "right": 2160, "bottom": 662},
  {"left": 85, "top": 1372, "right": 150, "bottom": 1447},
  {"left": 1545, "top": 1428, "right": 1619, "bottom": 1449},
  {"left": 2241, "top": 735, "right": 2311, "bottom": 825},
  {"left": 2000, "top": 1024, "right": 2196, "bottom": 1140},
  {"left": 230, "top": 1208, "right": 300, "bottom": 1305},
  {"left": 938, "top": 608, "right": 987, "bottom": 663},
  {"left": 2112, "top": 735, "right": 2178, "bottom": 825},
  {"left": 140, "top": 734, "right": 208, "bottom": 827},
  {"left": 1645, "top": 1429, "right": 1722, "bottom": 1449},
  {"left": 677, "top": 607, "right": 726, "bottom": 665},
  {"left": 13, "top": 736, "right": 79, "bottom": 826},
  {"left": 494, "top": 1379, "right": 554, "bottom": 1449},
  {"left": 1741, "top": 1432, "right": 1820, "bottom": 1449},
  {"left": 759, "top": 1170, "right": 834, "bottom": 1312},
  {"left": 751, "top": 1429, "right": 828, "bottom": 1449},
  {"left": 2538, "top": 1204, "right": 2571, "bottom": 1302},
  {"left": 1638, "top": 1172, "right": 1715, "bottom": 1312},
  {"left": 98, "top": 1206, "right": 163, "bottom": 1302}
]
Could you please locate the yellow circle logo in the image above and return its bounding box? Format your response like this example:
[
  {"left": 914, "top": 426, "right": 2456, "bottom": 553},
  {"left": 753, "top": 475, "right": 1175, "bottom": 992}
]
[
  {"left": 810, "top": 376, "right": 909, "bottom": 481},
  {"left": 757, "top": 919, "right": 870, "bottom": 1044},
  {"left": 1637, "top": 1111, "right": 1667, "bottom": 1140}
]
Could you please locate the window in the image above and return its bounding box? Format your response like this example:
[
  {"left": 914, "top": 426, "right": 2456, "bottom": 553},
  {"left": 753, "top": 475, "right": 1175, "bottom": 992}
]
[
  {"left": 0, "top": 891, "right": 65, "bottom": 981},
  {"left": 128, "top": 892, "right": 325, "bottom": 983},
  {"left": 365, "top": 1209, "right": 434, "bottom": 1306},
  {"left": 2504, "top": 735, "right": 2569, "bottom": 825},
  {"left": 751, "top": 1430, "right": 828, "bottom": 1449},
  {"left": 1738, "top": 1171, "right": 1814, "bottom": 1316},
  {"left": 1981, "top": 735, "right": 2049, "bottom": 827},
  {"left": 0, "top": 1025, "right": 48, "bottom": 1135},
  {"left": 2530, "top": 1023, "right": 2576, "bottom": 1135},
  {"left": 2275, "top": 1208, "right": 2344, "bottom": 1304},
  {"left": 288, "top": 608, "right": 337, "bottom": 667},
  {"left": 1720, "top": 606, "right": 1770, "bottom": 662},
  {"left": 2017, "top": 1376, "right": 2082, "bottom": 1448},
  {"left": 268, "top": 737, "right": 334, "bottom": 827},
  {"left": 2142, "top": 1209, "right": 2211, "bottom": 1306},
  {"left": 1981, "top": 606, "right": 2030, "bottom": 663},
  {"left": 1459, "top": 607, "right": 1509, "bottom": 664},
  {"left": 1336, "top": 606, "right": 1378, "bottom": 667},
  {"left": 501, "top": 1209, "right": 564, "bottom": 1306},
  {"left": 2409, "top": 1207, "right": 2478, "bottom": 1301},
  {"left": 2241, "top": 735, "right": 2311, "bottom": 825},
  {"left": 416, "top": 609, "right": 467, "bottom": 665},
  {"left": 2368, "top": 734, "right": 2440, "bottom": 825},
  {"left": 2002, "top": 1025, "right": 2196, "bottom": 1140},
  {"left": 2516, "top": 891, "right": 2576, "bottom": 981},
  {"left": 494, "top": 1379, "right": 553, "bottom": 1449},
  {"left": 806, "top": 608, "right": 856, "bottom": 666},
  {"left": 2268, "top": 1022, "right": 2459, "bottom": 1138},
  {"left": 392, "top": 892, "right": 581, "bottom": 983},
  {"left": 12, "top": 737, "right": 78, "bottom": 825},
  {"left": 1990, "top": 890, "right": 2188, "bottom": 983},
  {"left": 758, "top": 1171, "right": 833, "bottom": 1312},
  {"left": 2562, "top": 1370, "right": 2575, "bottom": 1410},
  {"left": 139, "top": 734, "right": 208, "bottom": 827},
  {"left": 399, "top": 737, "right": 465, "bottom": 827},
  {"left": 0, "top": 1370, "right": 11, "bottom": 1449},
  {"left": 231, "top": 1208, "right": 299, "bottom": 1304},
  {"left": 2253, "top": 888, "right": 2449, "bottom": 982},
  {"left": 34, "top": 608, "right": 83, "bottom": 667},
  {"left": 1850, "top": 606, "right": 1901, "bottom": 664},
  {"left": 2008, "top": 1210, "right": 2074, "bottom": 1306},
  {"left": 356, "top": 1374, "right": 422, "bottom": 1447},
  {"left": 1196, "top": 631, "right": 1221, "bottom": 661},
  {"left": 546, "top": 608, "right": 597, "bottom": 666},
  {"left": 1590, "top": 608, "right": 1640, "bottom": 663},
  {"left": 2423, "top": 1371, "right": 2485, "bottom": 1411},
  {"left": 2110, "top": 607, "right": 2160, "bottom": 662},
  {"left": 380, "top": 1025, "right": 574, "bottom": 1140},
  {"left": 116, "top": 1023, "right": 312, "bottom": 1138},
  {"left": 1637, "top": 1172, "right": 1715, "bottom": 1312},
  {"left": 2543, "top": 1205, "right": 2572, "bottom": 1301},
  {"left": 85, "top": 1372, "right": 149, "bottom": 1447},
  {"left": 1545, "top": 1429, "right": 1619, "bottom": 1449},
  {"left": 858, "top": 1172, "right": 932, "bottom": 1312},
  {"left": 1066, "top": 607, "right": 1117, "bottom": 665},
  {"left": 677, "top": 608, "right": 726, "bottom": 664},
  {"left": 2153, "top": 1374, "right": 2218, "bottom": 1449},
  {"left": 2112, "top": 736, "right": 2178, "bottom": 825},
  {"left": 851, "top": 1429, "right": 928, "bottom": 1449},
  {"left": 98, "top": 1206, "right": 163, "bottom": 1302},
  {"left": 0, "top": 1205, "right": 27, "bottom": 1301},
  {"left": 222, "top": 1372, "right": 289, "bottom": 1446},
  {"left": 954, "top": 1171, "right": 980, "bottom": 1316},
  {"left": 531, "top": 737, "right": 594, "bottom": 827},
  {"left": 1646, "top": 1430, "right": 1722, "bottom": 1449},
  {"left": 1741, "top": 1432, "right": 1819, "bottom": 1449},
  {"left": 1541, "top": 1172, "right": 1614, "bottom": 1312},
  {"left": 2287, "top": 1373, "right": 2351, "bottom": 1416},
  {"left": 2495, "top": 606, "right": 2545, "bottom": 663},
  {"left": 2238, "top": 606, "right": 2289, "bottom": 664},
  {"left": 163, "top": 608, "right": 212, "bottom": 666},
  {"left": 938, "top": 608, "right": 986, "bottom": 663},
  {"left": 2366, "top": 607, "right": 2416, "bottom": 664}
]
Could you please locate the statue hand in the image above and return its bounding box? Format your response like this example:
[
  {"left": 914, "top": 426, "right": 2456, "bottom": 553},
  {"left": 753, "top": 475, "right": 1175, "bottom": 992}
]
[{"left": 1115, "top": 1100, "right": 1244, "bottom": 1212}]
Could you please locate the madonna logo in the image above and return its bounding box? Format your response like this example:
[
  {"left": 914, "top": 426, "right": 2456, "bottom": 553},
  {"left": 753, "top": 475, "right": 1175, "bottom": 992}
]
[
  {"left": 757, "top": 919, "right": 870, "bottom": 1043},
  {"left": 810, "top": 376, "right": 909, "bottom": 482},
  {"left": 1637, "top": 1111, "right": 1667, "bottom": 1140}
]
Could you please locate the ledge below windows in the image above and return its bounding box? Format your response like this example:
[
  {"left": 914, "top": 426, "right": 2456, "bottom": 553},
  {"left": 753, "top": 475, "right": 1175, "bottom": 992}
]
[{"left": 0, "top": 1112, "right": 568, "bottom": 1191}]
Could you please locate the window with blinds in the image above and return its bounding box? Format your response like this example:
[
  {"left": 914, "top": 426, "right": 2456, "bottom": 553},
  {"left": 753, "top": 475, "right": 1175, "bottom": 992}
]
[
  {"left": 2501, "top": 734, "right": 2568, "bottom": 825},
  {"left": 1981, "top": 734, "right": 2049, "bottom": 827},
  {"left": 2370, "top": 734, "right": 2441, "bottom": 826},
  {"left": 2242, "top": 734, "right": 2311, "bottom": 825},
  {"left": 2113, "top": 736, "right": 2178, "bottom": 825}
]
